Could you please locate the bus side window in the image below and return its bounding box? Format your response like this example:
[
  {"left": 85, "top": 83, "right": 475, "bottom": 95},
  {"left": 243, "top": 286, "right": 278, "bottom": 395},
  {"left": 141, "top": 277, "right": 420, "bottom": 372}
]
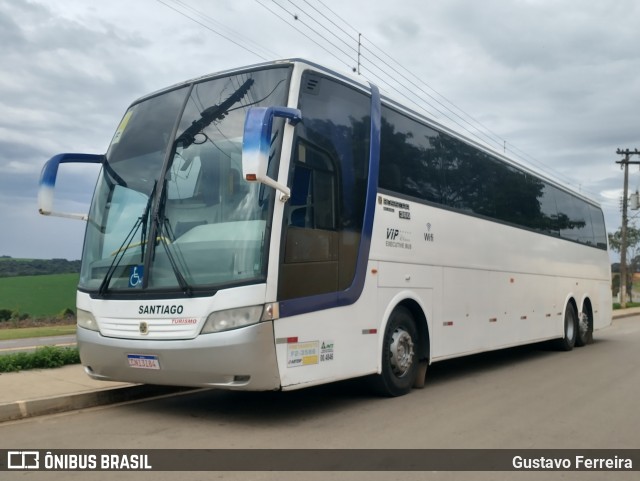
[{"left": 288, "top": 142, "right": 336, "bottom": 230}]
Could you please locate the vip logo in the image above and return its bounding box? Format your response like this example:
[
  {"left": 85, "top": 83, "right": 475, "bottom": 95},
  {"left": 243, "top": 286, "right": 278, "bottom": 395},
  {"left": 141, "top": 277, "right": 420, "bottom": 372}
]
[{"left": 386, "top": 228, "right": 399, "bottom": 240}]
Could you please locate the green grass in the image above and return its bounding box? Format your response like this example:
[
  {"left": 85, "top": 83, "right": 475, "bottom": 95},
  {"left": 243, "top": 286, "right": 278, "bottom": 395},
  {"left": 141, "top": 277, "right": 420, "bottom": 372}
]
[
  {"left": 0, "top": 325, "right": 76, "bottom": 341},
  {"left": 612, "top": 302, "right": 640, "bottom": 310},
  {"left": 0, "top": 273, "right": 78, "bottom": 318}
]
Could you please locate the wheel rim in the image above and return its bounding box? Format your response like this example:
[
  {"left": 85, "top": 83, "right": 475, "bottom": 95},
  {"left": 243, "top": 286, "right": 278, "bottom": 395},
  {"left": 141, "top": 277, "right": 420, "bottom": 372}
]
[
  {"left": 578, "top": 312, "right": 588, "bottom": 338},
  {"left": 389, "top": 328, "right": 415, "bottom": 377}
]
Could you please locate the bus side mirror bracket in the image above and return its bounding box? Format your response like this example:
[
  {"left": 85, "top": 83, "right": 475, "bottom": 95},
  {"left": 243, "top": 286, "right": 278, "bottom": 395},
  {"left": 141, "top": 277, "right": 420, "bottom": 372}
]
[
  {"left": 242, "top": 106, "right": 301, "bottom": 202},
  {"left": 38, "top": 153, "right": 104, "bottom": 220}
]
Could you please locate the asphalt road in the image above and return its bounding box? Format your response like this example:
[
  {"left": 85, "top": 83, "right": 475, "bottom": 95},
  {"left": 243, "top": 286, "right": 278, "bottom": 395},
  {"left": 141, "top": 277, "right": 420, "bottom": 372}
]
[
  {"left": 1, "top": 316, "right": 639, "bottom": 481},
  {"left": 0, "top": 334, "right": 76, "bottom": 355}
]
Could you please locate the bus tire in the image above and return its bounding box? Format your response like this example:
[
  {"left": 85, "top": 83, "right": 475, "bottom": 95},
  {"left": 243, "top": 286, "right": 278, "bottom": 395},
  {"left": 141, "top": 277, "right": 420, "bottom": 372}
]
[
  {"left": 554, "top": 303, "right": 577, "bottom": 351},
  {"left": 371, "top": 306, "right": 419, "bottom": 397},
  {"left": 575, "top": 310, "right": 592, "bottom": 347}
]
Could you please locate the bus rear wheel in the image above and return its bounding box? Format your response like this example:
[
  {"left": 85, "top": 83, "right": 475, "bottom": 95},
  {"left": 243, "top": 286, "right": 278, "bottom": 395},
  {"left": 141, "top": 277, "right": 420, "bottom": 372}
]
[
  {"left": 371, "top": 306, "right": 419, "bottom": 397},
  {"left": 554, "top": 303, "right": 577, "bottom": 351},
  {"left": 575, "top": 310, "right": 593, "bottom": 347}
]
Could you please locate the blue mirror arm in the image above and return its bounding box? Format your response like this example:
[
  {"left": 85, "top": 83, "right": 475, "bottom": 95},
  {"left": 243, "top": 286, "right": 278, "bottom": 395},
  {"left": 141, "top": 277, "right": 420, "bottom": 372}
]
[{"left": 242, "top": 107, "right": 301, "bottom": 202}]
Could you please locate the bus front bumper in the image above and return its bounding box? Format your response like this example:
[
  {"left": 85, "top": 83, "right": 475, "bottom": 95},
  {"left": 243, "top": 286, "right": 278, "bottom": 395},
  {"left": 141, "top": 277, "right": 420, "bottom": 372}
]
[{"left": 77, "top": 321, "right": 281, "bottom": 390}]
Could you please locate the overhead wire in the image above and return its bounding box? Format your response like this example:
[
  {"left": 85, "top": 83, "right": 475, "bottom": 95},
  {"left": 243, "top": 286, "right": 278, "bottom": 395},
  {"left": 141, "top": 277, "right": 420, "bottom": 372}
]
[
  {"left": 268, "top": 1, "right": 502, "bottom": 142},
  {"left": 276, "top": 0, "right": 575, "bottom": 192},
  {"left": 271, "top": 0, "right": 599, "bottom": 197},
  {"left": 267, "top": 1, "right": 511, "bottom": 159},
  {"left": 156, "top": 0, "right": 599, "bottom": 199},
  {"left": 169, "top": 0, "right": 282, "bottom": 60},
  {"left": 260, "top": 0, "right": 356, "bottom": 71},
  {"left": 312, "top": 0, "right": 511, "bottom": 150},
  {"left": 290, "top": 2, "right": 510, "bottom": 152},
  {"left": 155, "top": 0, "right": 271, "bottom": 61},
  {"left": 294, "top": 0, "right": 359, "bottom": 57}
]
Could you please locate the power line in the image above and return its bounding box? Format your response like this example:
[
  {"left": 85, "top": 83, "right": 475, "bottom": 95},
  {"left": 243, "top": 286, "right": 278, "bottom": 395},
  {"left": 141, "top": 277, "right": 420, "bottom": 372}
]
[
  {"left": 170, "top": 0, "right": 282, "bottom": 59},
  {"left": 155, "top": 0, "right": 271, "bottom": 61},
  {"left": 254, "top": 0, "right": 355, "bottom": 71},
  {"left": 265, "top": 1, "right": 508, "bottom": 155},
  {"left": 275, "top": 0, "right": 599, "bottom": 197},
  {"left": 311, "top": 0, "right": 510, "bottom": 151},
  {"left": 158, "top": 0, "right": 599, "bottom": 199},
  {"left": 299, "top": 0, "right": 359, "bottom": 55},
  {"left": 270, "top": 0, "right": 357, "bottom": 68}
]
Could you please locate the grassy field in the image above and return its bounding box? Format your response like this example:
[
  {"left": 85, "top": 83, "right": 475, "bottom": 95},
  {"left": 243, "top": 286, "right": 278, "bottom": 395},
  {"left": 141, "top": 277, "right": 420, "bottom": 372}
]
[
  {"left": 0, "top": 273, "right": 78, "bottom": 318},
  {"left": 0, "top": 325, "right": 76, "bottom": 341}
]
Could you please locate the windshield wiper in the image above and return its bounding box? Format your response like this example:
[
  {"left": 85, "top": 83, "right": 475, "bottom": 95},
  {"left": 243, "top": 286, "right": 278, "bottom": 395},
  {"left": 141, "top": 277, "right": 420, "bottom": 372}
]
[
  {"left": 98, "top": 182, "right": 157, "bottom": 296},
  {"left": 151, "top": 187, "right": 193, "bottom": 295},
  {"left": 174, "top": 78, "right": 254, "bottom": 149}
]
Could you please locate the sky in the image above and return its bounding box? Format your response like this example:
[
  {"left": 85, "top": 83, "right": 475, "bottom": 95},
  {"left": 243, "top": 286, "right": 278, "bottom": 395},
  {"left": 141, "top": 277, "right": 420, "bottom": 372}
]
[{"left": 0, "top": 0, "right": 639, "bottom": 260}]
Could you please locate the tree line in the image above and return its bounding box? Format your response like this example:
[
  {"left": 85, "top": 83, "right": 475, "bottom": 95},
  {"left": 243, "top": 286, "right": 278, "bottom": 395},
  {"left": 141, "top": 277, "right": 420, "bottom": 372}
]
[{"left": 0, "top": 256, "right": 81, "bottom": 277}]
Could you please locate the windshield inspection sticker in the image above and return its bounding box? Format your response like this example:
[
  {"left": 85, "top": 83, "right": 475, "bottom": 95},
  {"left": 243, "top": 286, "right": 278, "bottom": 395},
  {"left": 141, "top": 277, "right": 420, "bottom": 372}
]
[
  {"left": 111, "top": 110, "right": 133, "bottom": 145},
  {"left": 287, "top": 341, "right": 319, "bottom": 367}
]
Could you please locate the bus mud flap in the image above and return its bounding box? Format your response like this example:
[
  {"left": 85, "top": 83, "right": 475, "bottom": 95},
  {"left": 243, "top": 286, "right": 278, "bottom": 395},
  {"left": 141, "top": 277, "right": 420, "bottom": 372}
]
[{"left": 413, "top": 360, "right": 428, "bottom": 389}]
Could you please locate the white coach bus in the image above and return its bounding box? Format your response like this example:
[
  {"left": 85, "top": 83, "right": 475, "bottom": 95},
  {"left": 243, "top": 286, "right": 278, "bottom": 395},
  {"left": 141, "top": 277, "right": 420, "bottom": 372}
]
[{"left": 39, "top": 59, "right": 611, "bottom": 396}]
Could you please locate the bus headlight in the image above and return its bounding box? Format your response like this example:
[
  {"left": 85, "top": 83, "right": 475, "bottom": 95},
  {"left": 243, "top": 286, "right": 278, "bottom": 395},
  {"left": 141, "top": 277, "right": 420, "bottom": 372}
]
[
  {"left": 201, "top": 306, "right": 264, "bottom": 334},
  {"left": 77, "top": 309, "right": 99, "bottom": 332}
]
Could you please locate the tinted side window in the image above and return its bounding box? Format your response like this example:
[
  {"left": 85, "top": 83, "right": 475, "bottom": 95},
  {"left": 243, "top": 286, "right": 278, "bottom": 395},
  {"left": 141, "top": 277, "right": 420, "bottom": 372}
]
[
  {"left": 380, "top": 107, "right": 441, "bottom": 203},
  {"left": 441, "top": 140, "right": 496, "bottom": 217},
  {"left": 574, "top": 199, "right": 594, "bottom": 245},
  {"left": 493, "top": 164, "right": 538, "bottom": 226},
  {"left": 534, "top": 183, "right": 560, "bottom": 236},
  {"left": 589, "top": 205, "right": 607, "bottom": 249},
  {"left": 378, "top": 105, "right": 605, "bottom": 249},
  {"left": 556, "top": 190, "right": 590, "bottom": 244}
]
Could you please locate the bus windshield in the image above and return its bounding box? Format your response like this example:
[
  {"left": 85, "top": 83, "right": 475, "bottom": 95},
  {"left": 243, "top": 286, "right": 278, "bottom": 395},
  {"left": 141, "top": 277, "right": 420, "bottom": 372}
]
[{"left": 79, "top": 67, "right": 291, "bottom": 294}]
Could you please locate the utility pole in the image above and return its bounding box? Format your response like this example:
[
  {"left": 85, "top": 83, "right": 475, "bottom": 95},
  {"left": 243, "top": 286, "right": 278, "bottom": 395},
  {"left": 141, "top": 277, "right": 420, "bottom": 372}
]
[{"left": 616, "top": 148, "right": 640, "bottom": 308}]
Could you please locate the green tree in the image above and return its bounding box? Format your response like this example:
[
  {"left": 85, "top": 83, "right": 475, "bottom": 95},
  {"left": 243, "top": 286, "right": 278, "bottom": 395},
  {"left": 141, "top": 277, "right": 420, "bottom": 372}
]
[{"left": 608, "top": 225, "right": 640, "bottom": 302}]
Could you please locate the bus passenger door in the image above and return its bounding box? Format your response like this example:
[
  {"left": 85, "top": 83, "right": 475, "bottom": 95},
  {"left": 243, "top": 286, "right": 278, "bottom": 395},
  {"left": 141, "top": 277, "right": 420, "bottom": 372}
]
[{"left": 279, "top": 141, "right": 339, "bottom": 299}]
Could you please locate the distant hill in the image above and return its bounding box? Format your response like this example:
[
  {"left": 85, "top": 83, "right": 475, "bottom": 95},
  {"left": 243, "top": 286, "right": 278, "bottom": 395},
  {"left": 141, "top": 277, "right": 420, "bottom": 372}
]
[{"left": 0, "top": 256, "right": 81, "bottom": 278}]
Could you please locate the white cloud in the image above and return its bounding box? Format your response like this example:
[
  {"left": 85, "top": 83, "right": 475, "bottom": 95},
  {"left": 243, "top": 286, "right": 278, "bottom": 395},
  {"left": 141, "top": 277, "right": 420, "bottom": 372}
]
[{"left": 0, "top": 0, "right": 638, "bottom": 259}]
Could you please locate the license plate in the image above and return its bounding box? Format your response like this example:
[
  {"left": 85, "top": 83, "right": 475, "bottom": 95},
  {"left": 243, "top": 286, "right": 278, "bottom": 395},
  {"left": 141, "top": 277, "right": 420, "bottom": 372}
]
[{"left": 127, "top": 354, "right": 160, "bottom": 370}]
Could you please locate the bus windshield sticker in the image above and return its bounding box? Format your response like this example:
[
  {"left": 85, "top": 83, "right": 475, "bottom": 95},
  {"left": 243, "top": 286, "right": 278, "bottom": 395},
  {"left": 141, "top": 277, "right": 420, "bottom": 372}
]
[
  {"left": 111, "top": 110, "right": 133, "bottom": 145},
  {"left": 129, "top": 265, "right": 144, "bottom": 288}
]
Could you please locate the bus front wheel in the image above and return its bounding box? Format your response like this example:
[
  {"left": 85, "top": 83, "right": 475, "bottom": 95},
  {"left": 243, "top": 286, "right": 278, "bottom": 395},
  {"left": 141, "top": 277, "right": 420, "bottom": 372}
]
[
  {"left": 371, "top": 306, "right": 419, "bottom": 397},
  {"left": 554, "top": 303, "right": 577, "bottom": 351}
]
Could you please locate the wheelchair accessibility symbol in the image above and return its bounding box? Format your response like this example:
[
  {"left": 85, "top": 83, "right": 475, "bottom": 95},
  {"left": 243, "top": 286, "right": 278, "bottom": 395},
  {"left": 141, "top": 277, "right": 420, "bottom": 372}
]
[{"left": 129, "top": 265, "right": 144, "bottom": 288}]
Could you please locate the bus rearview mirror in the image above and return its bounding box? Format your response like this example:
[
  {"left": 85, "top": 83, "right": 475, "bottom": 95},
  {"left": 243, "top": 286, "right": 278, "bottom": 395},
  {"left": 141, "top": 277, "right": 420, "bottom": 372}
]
[{"left": 38, "top": 153, "right": 104, "bottom": 220}]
